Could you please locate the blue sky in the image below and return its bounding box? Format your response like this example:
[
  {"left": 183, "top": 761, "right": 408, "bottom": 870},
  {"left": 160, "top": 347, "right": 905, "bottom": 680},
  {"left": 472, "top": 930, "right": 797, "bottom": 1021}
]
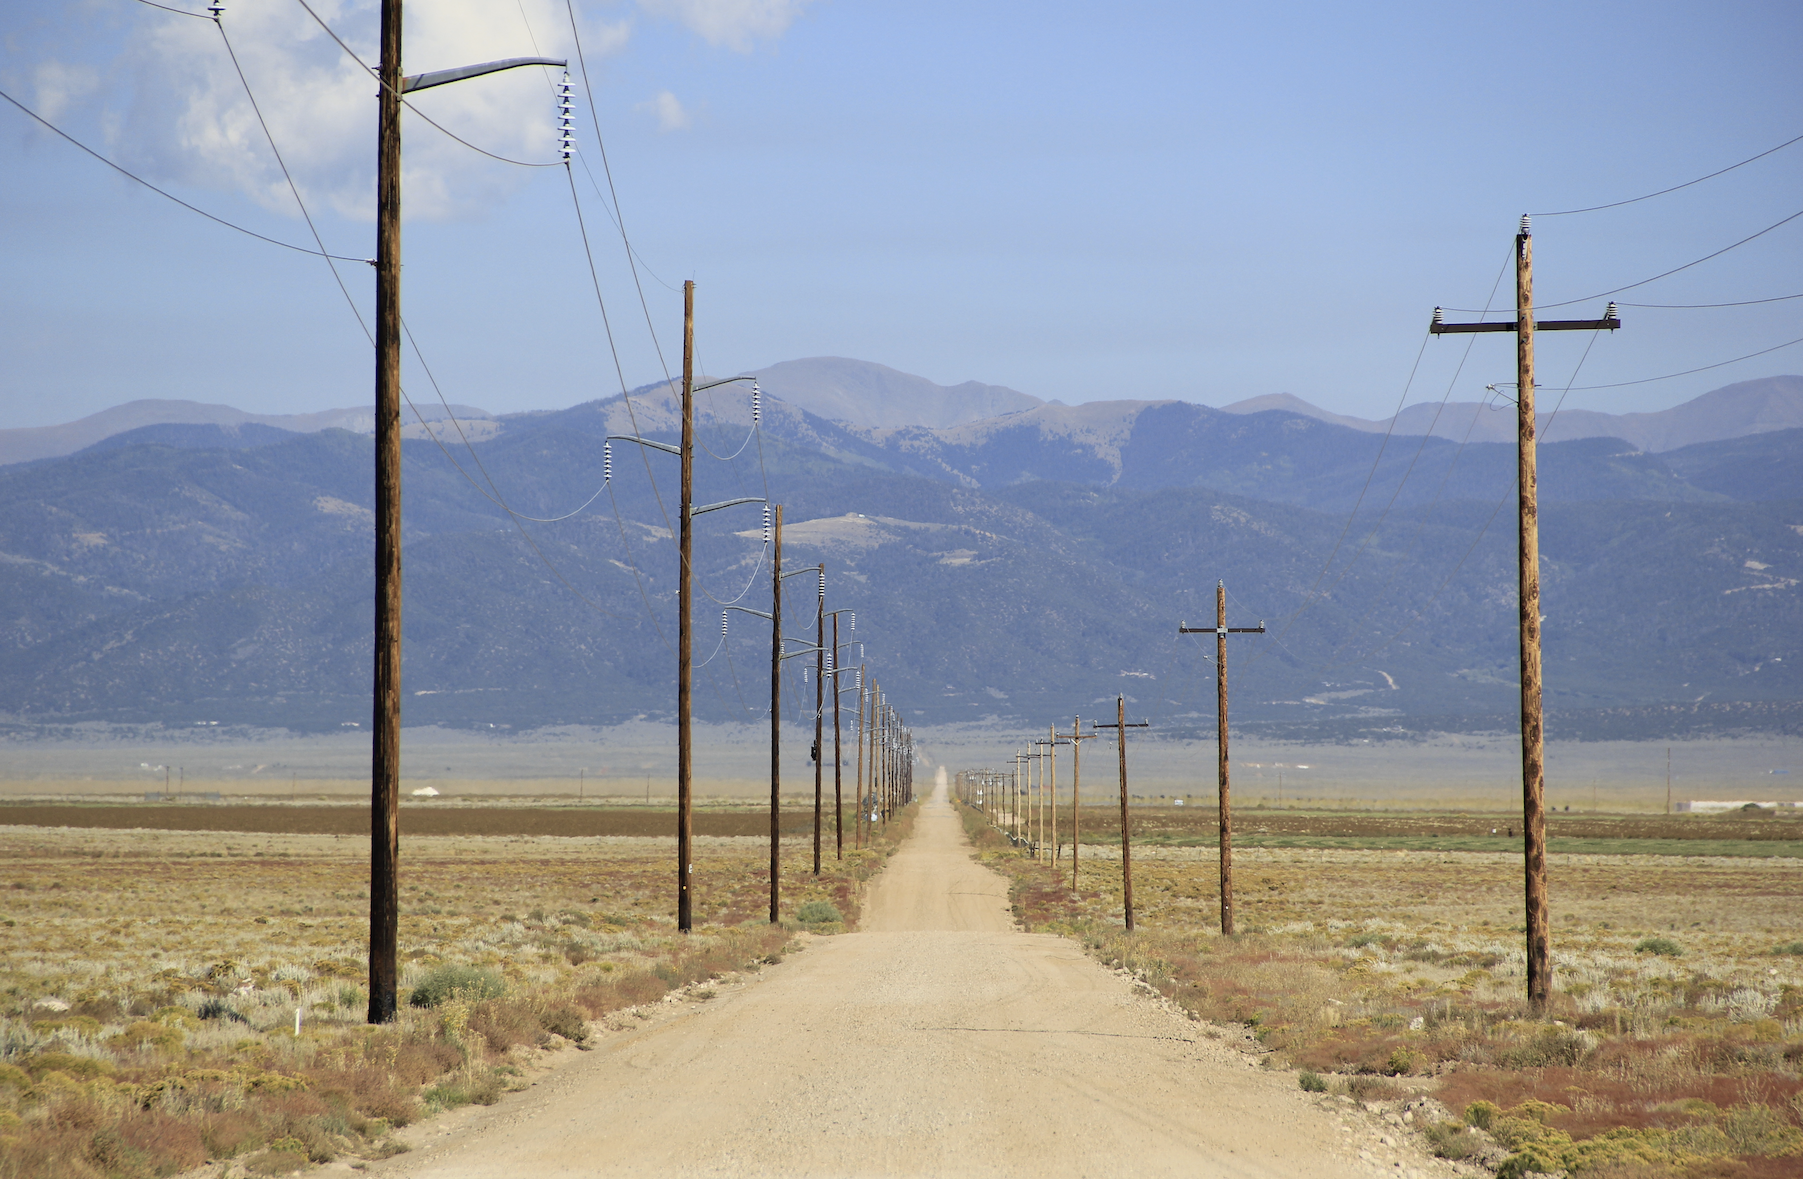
[{"left": 2, "top": 0, "right": 1800, "bottom": 429}]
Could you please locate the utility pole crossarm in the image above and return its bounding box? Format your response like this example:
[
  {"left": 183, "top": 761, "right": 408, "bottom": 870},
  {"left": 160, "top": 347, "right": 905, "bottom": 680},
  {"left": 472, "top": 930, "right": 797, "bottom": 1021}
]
[
  {"left": 692, "top": 496, "right": 765, "bottom": 517},
  {"left": 401, "top": 56, "right": 566, "bottom": 93},
  {"left": 605, "top": 434, "right": 682, "bottom": 456},
  {"left": 1180, "top": 623, "right": 1265, "bottom": 635},
  {"left": 1430, "top": 304, "right": 1622, "bottom": 334}
]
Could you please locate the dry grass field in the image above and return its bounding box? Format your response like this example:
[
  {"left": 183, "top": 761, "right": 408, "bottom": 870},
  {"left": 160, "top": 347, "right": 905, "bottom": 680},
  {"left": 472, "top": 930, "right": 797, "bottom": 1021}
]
[
  {"left": 0, "top": 808, "right": 916, "bottom": 1178},
  {"left": 964, "top": 802, "right": 1803, "bottom": 1179}
]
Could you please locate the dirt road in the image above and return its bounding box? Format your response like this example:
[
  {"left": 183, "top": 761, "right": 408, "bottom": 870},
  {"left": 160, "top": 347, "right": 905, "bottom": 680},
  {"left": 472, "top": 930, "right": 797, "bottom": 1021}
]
[{"left": 377, "top": 784, "right": 1444, "bottom": 1177}]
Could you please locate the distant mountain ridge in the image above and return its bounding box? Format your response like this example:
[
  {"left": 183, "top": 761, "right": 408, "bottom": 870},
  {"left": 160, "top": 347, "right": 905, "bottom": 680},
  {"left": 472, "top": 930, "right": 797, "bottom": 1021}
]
[
  {"left": 4, "top": 362, "right": 1797, "bottom": 465},
  {"left": 1221, "top": 376, "right": 1803, "bottom": 453},
  {"left": 0, "top": 377, "right": 1795, "bottom": 737},
  {"left": 0, "top": 399, "right": 494, "bottom": 466}
]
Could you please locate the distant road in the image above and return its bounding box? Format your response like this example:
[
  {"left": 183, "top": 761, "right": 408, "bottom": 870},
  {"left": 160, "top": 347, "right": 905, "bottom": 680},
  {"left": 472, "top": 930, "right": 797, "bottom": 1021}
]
[
  {"left": 0, "top": 804, "right": 807, "bottom": 838},
  {"left": 374, "top": 783, "right": 1429, "bottom": 1178}
]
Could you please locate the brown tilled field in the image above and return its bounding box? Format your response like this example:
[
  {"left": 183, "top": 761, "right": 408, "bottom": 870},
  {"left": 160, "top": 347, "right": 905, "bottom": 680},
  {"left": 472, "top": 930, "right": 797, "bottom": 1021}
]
[{"left": 0, "top": 803, "right": 816, "bottom": 838}]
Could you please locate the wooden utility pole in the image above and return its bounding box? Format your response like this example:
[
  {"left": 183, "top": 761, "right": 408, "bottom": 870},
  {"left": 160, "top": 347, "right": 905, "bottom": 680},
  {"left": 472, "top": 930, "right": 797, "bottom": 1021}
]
[
  {"left": 1095, "top": 697, "right": 1148, "bottom": 931},
  {"left": 1666, "top": 746, "right": 1672, "bottom": 815},
  {"left": 1068, "top": 718, "right": 1099, "bottom": 890},
  {"left": 1179, "top": 583, "right": 1263, "bottom": 935},
  {"left": 367, "top": 0, "right": 404, "bottom": 1025},
  {"left": 813, "top": 565, "right": 825, "bottom": 875},
  {"left": 676, "top": 280, "right": 696, "bottom": 932},
  {"left": 831, "top": 613, "right": 844, "bottom": 860},
  {"left": 769, "top": 506, "right": 783, "bottom": 923},
  {"left": 854, "top": 671, "right": 868, "bottom": 849},
  {"left": 1432, "top": 216, "right": 1621, "bottom": 1011}
]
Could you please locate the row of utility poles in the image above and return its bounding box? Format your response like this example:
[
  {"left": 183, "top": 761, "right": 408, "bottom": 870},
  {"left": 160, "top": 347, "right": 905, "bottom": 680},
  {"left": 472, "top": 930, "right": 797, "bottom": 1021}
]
[
  {"left": 360, "top": 63, "right": 916, "bottom": 1011},
  {"left": 730, "top": 505, "right": 916, "bottom": 927},
  {"left": 956, "top": 221, "right": 1616, "bottom": 1016},
  {"left": 957, "top": 581, "right": 1260, "bottom": 936},
  {"left": 354, "top": 5, "right": 1609, "bottom": 1023}
]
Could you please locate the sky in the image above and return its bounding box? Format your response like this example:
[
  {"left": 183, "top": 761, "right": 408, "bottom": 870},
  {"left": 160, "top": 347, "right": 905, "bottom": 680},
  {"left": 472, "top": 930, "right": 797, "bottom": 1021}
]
[{"left": 2, "top": 0, "right": 1800, "bottom": 430}]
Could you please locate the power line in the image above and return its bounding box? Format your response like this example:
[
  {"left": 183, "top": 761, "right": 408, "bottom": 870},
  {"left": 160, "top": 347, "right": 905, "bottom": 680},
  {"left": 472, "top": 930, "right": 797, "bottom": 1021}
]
[
  {"left": 1558, "top": 333, "right": 1803, "bottom": 391},
  {"left": 0, "top": 86, "right": 368, "bottom": 261},
  {"left": 1618, "top": 292, "right": 1803, "bottom": 309},
  {"left": 1538, "top": 204, "right": 1803, "bottom": 307},
  {"left": 132, "top": 0, "right": 211, "bottom": 18},
  {"left": 1254, "top": 242, "right": 1513, "bottom": 667},
  {"left": 1535, "top": 130, "right": 1803, "bottom": 217},
  {"left": 1338, "top": 330, "right": 1606, "bottom": 670},
  {"left": 289, "top": 0, "right": 564, "bottom": 168}
]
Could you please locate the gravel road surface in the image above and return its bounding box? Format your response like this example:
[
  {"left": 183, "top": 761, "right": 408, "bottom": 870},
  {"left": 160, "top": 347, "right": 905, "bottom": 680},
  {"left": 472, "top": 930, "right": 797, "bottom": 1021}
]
[{"left": 375, "top": 782, "right": 1451, "bottom": 1177}]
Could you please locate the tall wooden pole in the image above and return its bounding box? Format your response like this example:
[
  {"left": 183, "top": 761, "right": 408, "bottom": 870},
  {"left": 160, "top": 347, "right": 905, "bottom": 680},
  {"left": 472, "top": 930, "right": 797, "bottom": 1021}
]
[
  {"left": 832, "top": 614, "right": 844, "bottom": 860},
  {"left": 813, "top": 565, "right": 824, "bottom": 875},
  {"left": 1071, "top": 717, "right": 1082, "bottom": 889},
  {"left": 1116, "top": 696, "right": 1134, "bottom": 933},
  {"left": 1216, "top": 582, "right": 1234, "bottom": 936},
  {"left": 1049, "top": 724, "right": 1058, "bottom": 864},
  {"left": 1430, "top": 224, "right": 1620, "bottom": 1010},
  {"left": 855, "top": 672, "right": 867, "bottom": 849},
  {"left": 1516, "top": 220, "right": 1550, "bottom": 1011},
  {"left": 367, "top": 0, "right": 403, "bottom": 1026},
  {"left": 677, "top": 280, "right": 695, "bottom": 933},
  {"left": 768, "top": 506, "right": 783, "bottom": 923}
]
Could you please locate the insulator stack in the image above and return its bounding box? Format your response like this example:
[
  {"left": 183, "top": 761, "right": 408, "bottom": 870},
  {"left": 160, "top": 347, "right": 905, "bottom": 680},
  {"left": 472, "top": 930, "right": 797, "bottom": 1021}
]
[
  {"left": 1605, "top": 301, "right": 1619, "bottom": 321},
  {"left": 762, "top": 504, "right": 770, "bottom": 543},
  {"left": 207, "top": 0, "right": 224, "bottom": 15},
  {"left": 848, "top": 612, "right": 855, "bottom": 632},
  {"left": 721, "top": 611, "right": 729, "bottom": 637},
  {"left": 751, "top": 382, "right": 761, "bottom": 424},
  {"left": 817, "top": 570, "right": 825, "bottom": 600},
  {"left": 603, "top": 440, "right": 611, "bottom": 484},
  {"left": 557, "top": 73, "right": 575, "bottom": 160}
]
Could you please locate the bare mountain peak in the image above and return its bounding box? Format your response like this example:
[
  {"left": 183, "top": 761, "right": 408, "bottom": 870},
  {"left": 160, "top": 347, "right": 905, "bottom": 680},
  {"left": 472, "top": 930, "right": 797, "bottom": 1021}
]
[{"left": 748, "top": 357, "right": 1042, "bottom": 429}]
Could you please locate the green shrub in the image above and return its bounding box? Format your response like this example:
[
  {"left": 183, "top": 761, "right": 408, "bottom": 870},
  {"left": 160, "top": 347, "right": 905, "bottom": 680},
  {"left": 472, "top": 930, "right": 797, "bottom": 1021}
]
[
  {"left": 1298, "top": 1070, "right": 1327, "bottom": 1092},
  {"left": 1424, "top": 1120, "right": 1480, "bottom": 1160},
  {"left": 1634, "top": 936, "right": 1683, "bottom": 957},
  {"left": 408, "top": 965, "right": 506, "bottom": 1008},
  {"left": 538, "top": 1004, "right": 588, "bottom": 1043},
  {"left": 1465, "top": 1100, "right": 1501, "bottom": 1130},
  {"left": 1771, "top": 941, "right": 1803, "bottom": 956},
  {"left": 796, "top": 901, "right": 843, "bottom": 925}
]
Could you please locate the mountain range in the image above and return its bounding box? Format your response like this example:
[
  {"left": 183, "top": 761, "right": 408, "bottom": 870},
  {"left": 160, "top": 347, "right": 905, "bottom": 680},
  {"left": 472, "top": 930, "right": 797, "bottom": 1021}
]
[
  {"left": 0, "top": 361, "right": 1798, "bottom": 741},
  {"left": 5, "top": 364, "right": 1798, "bottom": 465}
]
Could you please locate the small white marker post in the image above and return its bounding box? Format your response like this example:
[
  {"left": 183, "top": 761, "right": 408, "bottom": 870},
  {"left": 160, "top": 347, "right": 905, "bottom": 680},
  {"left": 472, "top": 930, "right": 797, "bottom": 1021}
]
[{"left": 295, "top": 1009, "right": 302, "bottom": 1036}]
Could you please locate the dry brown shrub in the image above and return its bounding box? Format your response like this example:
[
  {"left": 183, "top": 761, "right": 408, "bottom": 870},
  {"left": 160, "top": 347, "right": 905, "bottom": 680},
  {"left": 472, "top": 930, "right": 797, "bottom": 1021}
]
[{"left": 468, "top": 999, "right": 545, "bottom": 1054}]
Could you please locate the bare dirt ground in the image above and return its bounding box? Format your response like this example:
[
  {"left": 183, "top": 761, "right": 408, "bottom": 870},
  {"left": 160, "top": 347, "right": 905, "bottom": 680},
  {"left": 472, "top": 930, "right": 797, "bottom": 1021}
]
[{"left": 364, "top": 783, "right": 1459, "bottom": 1178}]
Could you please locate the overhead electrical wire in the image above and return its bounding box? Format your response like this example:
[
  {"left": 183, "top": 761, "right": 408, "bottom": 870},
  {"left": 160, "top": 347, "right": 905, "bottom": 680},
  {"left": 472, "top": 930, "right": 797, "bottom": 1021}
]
[
  {"left": 1555, "top": 333, "right": 1803, "bottom": 391},
  {"left": 290, "top": 0, "right": 564, "bottom": 168},
  {"left": 1618, "top": 292, "right": 1803, "bottom": 309},
  {"left": 1250, "top": 243, "right": 1514, "bottom": 670},
  {"left": 132, "top": 0, "right": 211, "bottom": 18},
  {"left": 1535, "top": 130, "right": 1803, "bottom": 217},
  {"left": 1435, "top": 206, "right": 1803, "bottom": 313},
  {"left": 212, "top": 10, "right": 630, "bottom": 625},
  {"left": 1340, "top": 329, "right": 1607, "bottom": 670},
  {"left": 0, "top": 87, "right": 368, "bottom": 261}
]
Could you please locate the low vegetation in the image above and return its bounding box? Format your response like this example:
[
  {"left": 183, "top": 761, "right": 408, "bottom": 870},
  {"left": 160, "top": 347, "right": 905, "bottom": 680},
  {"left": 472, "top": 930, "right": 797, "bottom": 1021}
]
[
  {"left": 0, "top": 807, "right": 917, "bottom": 1177},
  {"left": 964, "top": 800, "right": 1803, "bottom": 1178}
]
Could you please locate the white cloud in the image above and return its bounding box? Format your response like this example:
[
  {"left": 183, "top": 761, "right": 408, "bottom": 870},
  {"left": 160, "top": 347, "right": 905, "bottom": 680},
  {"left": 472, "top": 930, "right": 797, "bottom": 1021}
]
[
  {"left": 33, "top": 60, "right": 99, "bottom": 122},
  {"left": 636, "top": 89, "right": 690, "bottom": 132},
  {"left": 109, "top": 0, "right": 627, "bottom": 223},
  {"left": 636, "top": 0, "right": 816, "bottom": 52}
]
